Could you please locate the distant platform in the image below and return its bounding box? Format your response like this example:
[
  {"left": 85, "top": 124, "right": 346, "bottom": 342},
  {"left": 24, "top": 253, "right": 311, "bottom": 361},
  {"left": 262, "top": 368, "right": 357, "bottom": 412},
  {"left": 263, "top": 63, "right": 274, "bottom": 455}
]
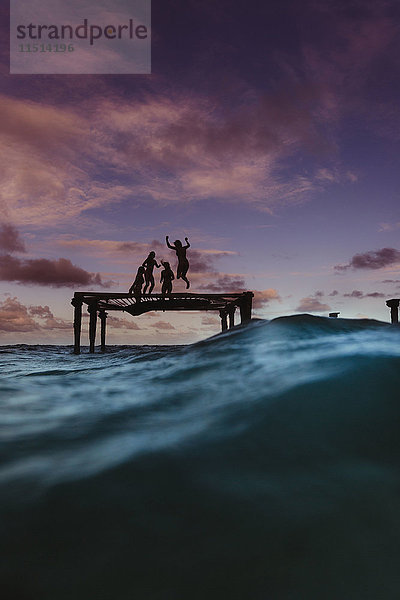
[{"left": 71, "top": 291, "right": 254, "bottom": 354}]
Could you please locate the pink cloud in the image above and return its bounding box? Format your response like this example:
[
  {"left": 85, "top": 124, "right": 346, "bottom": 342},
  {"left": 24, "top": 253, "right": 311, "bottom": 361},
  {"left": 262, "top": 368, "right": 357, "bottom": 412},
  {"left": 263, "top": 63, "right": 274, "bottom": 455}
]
[
  {"left": 201, "top": 315, "right": 219, "bottom": 326},
  {"left": 379, "top": 222, "right": 400, "bottom": 232},
  {"left": 27, "top": 304, "right": 71, "bottom": 329},
  {"left": 2, "top": 4, "right": 398, "bottom": 231},
  {"left": 296, "top": 296, "right": 331, "bottom": 312},
  {"left": 107, "top": 316, "right": 141, "bottom": 330},
  {"left": 0, "top": 298, "right": 70, "bottom": 332},
  {"left": 0, "top": 297, "right": 39, "bottom": 332},
  {"left": 0, "top": 88, "right": 344, "bottom": 228},
  {"left": 253, "top": 289, "right": 282, "bottom": 309},
  {"left": 150, "top": 321, "right": 175, "bottom": 330}
]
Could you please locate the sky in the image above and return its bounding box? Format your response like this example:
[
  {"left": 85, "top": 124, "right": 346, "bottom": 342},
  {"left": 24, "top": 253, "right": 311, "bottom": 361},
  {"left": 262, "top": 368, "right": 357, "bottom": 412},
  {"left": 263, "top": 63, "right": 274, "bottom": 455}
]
[{"left": 1, "top": 0, "right": 400, "bottom": 345}]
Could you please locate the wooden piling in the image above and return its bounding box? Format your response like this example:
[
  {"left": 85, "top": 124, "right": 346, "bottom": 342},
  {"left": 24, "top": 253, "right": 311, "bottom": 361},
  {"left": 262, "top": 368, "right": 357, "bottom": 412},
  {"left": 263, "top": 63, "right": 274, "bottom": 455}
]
[
  {"left": 240, "top": 292, "right": 253, "bottom": 324},
  {"left": 220, "top": 309, "right": 228, "bottom": 332},
  {"left": 228, "top": 306, "right": 235, "bottom": 329},
  {"left": 99, "top": 311, "right": 108, "bottom": 352},
  {"left": 386, "top": 298, "right": 400, "bottom": 324},
  {"left": 88, "top": 302, "right": 98, "bottom": 353},
  {"left": 71, "top": 297, "right": 83, "bottom": 355}
]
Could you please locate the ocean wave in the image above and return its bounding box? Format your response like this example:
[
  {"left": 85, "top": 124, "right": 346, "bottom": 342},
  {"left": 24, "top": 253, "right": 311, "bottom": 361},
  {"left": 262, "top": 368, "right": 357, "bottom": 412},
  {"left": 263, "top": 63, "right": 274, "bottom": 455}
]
[{"left": 1, "top": 315, "right": 400, "bottom": 599}]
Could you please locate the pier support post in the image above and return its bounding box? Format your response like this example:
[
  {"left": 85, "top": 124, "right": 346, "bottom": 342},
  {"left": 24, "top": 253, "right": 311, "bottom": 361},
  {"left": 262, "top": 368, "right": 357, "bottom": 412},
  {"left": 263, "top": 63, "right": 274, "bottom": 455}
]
[
  {"left": 88, "top": 302, "right": 98, "bottom": 353},
  {"left": 239, "top": 292, "right": 253, "bottom": 324},
  {"left": 228, "top": 306, "right": 236, "bottom": 329},
  {"left": 386, "top": 299, "right": 400, "bottom": 324},
  {"left": 219, "top": 309, "right": 228, "bottom": 332},
  {"left": 99, "top": 311, "right": 108, "bottom": 352},
  {"left": 71, "top": 297, "right": 83, "bottom": 355}
]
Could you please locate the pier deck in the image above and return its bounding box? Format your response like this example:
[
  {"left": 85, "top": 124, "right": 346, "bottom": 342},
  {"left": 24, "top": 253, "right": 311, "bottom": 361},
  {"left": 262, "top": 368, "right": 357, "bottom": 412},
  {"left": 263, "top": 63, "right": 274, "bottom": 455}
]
[{"left": 71, "top": 291, "right": 254, "bottom": 354}]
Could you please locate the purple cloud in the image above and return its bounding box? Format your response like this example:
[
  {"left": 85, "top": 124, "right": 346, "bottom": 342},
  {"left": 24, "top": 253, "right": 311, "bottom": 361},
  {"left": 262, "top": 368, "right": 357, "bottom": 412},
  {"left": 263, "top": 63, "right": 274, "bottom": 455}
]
[
  {"left": 0, "top": 255, "right": 112, "bottom": 288},
  {"left": 343, "top": 290, "right": 385, "bottom": 299},
  {"left": 200, "top": 275, "right": 246, "bottom": 292},
  {"left": 0, "top": 223, "right": 26, "bottom": 253},
  {"left": 335, "top": 248, "right": 400, "bottom": 271}
]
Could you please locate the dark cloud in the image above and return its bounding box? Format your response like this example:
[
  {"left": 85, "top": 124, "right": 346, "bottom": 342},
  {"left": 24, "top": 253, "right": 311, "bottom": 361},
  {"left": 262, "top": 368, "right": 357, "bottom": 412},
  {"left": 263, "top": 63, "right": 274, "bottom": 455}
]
[
  {"left": 200, "top": 278, "right": 281, "bottom": 308},
  {"left": 343, "top": 290, "right": 364, "bottom": 298},
  {"left": 382, "top": 279, "right": 400, "bottom": 284},
  {"left": 335, "top": 248, "right": 400, "bottom": 271},
  {"left": 117, "top": 239, "right": 164, "bottom": 253},
  {"left": 200, "top": 275, "right": 246, "bottom": 292},
  {"left": 0, "top": 255, "right": 112, "bottom": 288},
  {"left": 343, "top": 290, "right": 385, "bottom": 299},
  {"left": 29, "top": 305, "right": 53, "bottom": 319},
  {"left": 188, "top": 251, "right": 222, "bottom": 273},
  {"left": 329, "top": 290, "right": 339, "bottom": 296},
  {"left": 0, "top": 223, "right": 26, "bottom": 253}
]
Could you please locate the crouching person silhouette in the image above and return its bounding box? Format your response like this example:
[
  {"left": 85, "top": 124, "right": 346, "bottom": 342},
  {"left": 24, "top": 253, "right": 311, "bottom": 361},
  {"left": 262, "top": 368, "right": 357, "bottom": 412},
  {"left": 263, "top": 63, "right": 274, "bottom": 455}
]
[
  {"left": 129, "top": 266, "right": 145, "bottom": 300},
  {"left": 142, "top": 251, "right": 160, "bottom": 295},
  {"left": 160, "top": 261, "right": 174, "bottom": 296},
  {"left": 166, "top": 235, "right": 190, "bottom": 289}
]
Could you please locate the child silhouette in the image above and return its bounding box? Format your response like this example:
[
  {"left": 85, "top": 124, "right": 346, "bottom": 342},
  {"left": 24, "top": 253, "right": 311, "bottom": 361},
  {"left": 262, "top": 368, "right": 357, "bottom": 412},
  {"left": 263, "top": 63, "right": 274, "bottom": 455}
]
[
  {"left": 160, "top": 261, "right": 175, "bottom": 296},
  {"left": 129, "top": 266, "right": 145, "bottom": 299}
]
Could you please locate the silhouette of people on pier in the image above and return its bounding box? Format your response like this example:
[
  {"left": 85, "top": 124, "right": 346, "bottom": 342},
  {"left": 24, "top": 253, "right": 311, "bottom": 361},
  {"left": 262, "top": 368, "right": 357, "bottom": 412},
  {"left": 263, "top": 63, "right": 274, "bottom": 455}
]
[
  {"left": 166, "top": 236, "right": 190, "bottom": 289},
  {"left": 160, "top": 261, "right": 175, "bottom": 295},
  {"left": 142, "top": 251, "right": 160, "bottom": 295},
  {"left": 129, "top": 266, "right": 145, "bottom": 299}
]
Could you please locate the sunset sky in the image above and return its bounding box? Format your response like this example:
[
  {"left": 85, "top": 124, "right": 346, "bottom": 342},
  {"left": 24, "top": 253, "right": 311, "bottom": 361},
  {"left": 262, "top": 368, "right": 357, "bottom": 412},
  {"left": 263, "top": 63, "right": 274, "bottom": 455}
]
[{"left": 1, "top": 0, "right": 400, "bottom": 345}]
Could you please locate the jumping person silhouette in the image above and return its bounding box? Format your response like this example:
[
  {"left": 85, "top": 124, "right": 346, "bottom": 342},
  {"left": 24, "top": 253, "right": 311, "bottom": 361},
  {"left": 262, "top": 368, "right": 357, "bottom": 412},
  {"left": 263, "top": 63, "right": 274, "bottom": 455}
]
[
  {"left": 129, "top": 266, "right": 145, "bottom": 299},
  {"left": 160, "top": 261, "right": 174, "bottom": 295},
  {"left": 142, "top": 251, "right": 160, "bottom": 295},
  {"left": 166, "top": 235, "right": 190, "bottom": 289}
]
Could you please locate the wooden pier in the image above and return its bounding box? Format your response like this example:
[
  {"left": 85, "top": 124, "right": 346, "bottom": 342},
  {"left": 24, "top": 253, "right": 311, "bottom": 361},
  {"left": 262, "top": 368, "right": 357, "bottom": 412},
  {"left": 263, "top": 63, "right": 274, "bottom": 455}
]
[{"left": 71, "top": 291, "right": 254, "bottom": 354}]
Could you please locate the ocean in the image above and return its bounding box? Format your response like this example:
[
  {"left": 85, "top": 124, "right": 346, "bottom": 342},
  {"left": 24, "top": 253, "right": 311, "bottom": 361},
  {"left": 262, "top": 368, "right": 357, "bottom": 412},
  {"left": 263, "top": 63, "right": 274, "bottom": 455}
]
[{"left": 1, "top": 314, "right": 400, "bottom": 600}]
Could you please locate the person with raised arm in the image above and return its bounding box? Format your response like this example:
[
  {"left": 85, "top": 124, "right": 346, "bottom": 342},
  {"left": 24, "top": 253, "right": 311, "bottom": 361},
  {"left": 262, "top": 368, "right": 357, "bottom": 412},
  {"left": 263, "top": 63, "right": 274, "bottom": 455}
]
[
  {"left": 142, "top": 251, "right": 160, "bottom": 295},
  {"left": 165, "top": 235, "right": 191, "bottom": 289}
]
